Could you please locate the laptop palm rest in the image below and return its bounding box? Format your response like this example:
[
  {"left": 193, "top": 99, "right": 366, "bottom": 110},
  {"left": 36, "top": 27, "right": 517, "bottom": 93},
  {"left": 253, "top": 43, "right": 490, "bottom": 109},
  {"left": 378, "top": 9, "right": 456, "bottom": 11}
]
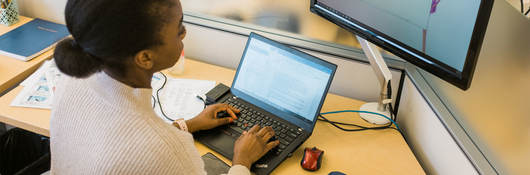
[{"left": 197, "top": 129, "right": 236, "bottom": 159}]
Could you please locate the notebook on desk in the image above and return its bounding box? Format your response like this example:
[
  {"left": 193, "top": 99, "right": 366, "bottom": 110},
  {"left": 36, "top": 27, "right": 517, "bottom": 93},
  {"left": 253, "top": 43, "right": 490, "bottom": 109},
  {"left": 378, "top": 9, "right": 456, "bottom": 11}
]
[
  {"left": 0, "top": 18, "right": 69, "bottom": 61},
  {"left": 194, "top": 33, "right": 337, "bottom": 175}
]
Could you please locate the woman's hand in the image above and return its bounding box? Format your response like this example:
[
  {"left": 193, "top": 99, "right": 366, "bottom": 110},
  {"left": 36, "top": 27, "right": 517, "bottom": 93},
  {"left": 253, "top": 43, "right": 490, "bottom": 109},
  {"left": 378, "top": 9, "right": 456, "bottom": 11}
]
[
  {"left": 232, "top": 125, "right": 280, "bottom": 169},
  {"left": 185, "top": 103, "right": 240, "bottom": 133}
]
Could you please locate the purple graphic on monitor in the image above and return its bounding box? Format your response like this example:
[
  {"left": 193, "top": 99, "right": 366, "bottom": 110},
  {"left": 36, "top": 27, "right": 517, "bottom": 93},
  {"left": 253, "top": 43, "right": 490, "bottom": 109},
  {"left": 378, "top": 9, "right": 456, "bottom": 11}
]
[
  {"left": 424, "top": 0, "right": 441, "bottom": 52},
  {"left": 430, "top": 0, "right": 441, "bottom": 14}
]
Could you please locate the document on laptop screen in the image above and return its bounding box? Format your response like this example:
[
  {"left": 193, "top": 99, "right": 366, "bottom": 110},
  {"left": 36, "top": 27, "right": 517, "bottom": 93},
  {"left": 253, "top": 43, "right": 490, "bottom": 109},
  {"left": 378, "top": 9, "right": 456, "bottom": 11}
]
[{"left": 233, "top": 38, "right": 332, "bottom": 121}]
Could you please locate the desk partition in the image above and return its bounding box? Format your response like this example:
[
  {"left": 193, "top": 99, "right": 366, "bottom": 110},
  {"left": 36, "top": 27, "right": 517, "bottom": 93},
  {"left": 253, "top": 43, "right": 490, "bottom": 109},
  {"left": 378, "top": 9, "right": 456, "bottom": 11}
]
[{"left": 411, "top": 1, "right": 530, "bottom": 174}]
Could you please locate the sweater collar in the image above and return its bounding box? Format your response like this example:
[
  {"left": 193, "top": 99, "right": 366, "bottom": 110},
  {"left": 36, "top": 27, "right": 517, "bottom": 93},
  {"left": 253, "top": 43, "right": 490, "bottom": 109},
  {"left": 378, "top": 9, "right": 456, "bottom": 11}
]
[{"left": 87, "top": 71, "right": 153, "bottom": 114}]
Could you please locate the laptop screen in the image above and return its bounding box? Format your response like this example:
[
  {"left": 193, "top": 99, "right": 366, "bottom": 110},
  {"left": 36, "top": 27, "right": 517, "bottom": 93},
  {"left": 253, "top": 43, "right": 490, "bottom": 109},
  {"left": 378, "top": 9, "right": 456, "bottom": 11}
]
[{"left": 232, "top": 33, "right": 336, "bottom": 131}]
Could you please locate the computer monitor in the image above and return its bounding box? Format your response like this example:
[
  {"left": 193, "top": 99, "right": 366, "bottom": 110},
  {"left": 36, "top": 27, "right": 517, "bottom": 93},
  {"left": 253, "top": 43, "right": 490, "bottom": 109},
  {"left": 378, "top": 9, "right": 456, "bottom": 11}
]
[{"left": 310, "top": 0, "right": 494, "bottom": 90}]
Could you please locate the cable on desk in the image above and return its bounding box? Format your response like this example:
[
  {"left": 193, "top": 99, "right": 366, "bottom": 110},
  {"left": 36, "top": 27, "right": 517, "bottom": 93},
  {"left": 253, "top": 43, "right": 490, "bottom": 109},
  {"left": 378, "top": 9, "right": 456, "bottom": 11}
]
[
  {"left": 521, "top": 0, "right": 525, "bottom": 13},
  {"left": 155, "top": 72, "right": 175, "bottom": 122},
  {"left": 318, "top": 114, "right": 396, "bottom": 132},
  {"left": 320, "top": 110, "right": 400, "bottom": 131},
  {"left": 521, "top": 0, "right": 530, "bottom": 15},
  {"left": 151, "top": 95, "right": 156, "bottom": 109},
  {"left": 387, "top": 81, "right": 397, "bottom": 122},
  {"left": 153, "top": 72, "right": 207, "bottom": 122},
  {"left": 195, "top": 94, "right": 207, "bottom": 109}
]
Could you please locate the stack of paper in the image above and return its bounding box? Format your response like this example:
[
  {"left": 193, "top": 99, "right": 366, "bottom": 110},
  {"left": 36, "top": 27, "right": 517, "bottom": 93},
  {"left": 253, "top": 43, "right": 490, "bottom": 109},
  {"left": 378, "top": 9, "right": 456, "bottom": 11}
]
[{"left": 11, "top": 59, "right": 63, "bottom": 109}]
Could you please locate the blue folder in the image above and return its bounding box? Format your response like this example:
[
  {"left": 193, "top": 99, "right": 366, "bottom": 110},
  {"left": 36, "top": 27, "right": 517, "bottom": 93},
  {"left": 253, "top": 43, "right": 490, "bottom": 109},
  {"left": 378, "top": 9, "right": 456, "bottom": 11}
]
[{"left": 0, "top": 18, "right": 69, "bottom": 61}]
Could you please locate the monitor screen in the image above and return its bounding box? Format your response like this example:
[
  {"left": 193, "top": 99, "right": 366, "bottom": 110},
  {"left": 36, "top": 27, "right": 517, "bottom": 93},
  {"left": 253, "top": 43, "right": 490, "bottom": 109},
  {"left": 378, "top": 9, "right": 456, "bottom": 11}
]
[
  {"left": 311, "top": 0, "right": 493, "bottom": 90},
  {"left": 232, "top": 33, "right": 336, "bottom": 130}
]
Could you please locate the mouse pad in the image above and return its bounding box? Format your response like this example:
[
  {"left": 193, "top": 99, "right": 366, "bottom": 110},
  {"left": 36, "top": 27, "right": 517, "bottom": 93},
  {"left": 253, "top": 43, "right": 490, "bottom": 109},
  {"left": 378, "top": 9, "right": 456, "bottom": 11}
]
[{"left": 202, "top": 152, "right": 230, "bottom": 175}]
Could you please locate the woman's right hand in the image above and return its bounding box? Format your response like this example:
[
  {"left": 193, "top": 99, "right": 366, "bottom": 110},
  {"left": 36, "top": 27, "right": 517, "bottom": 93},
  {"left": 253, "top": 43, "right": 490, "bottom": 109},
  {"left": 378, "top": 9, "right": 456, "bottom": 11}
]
[{"left": 232, "top": 125, "right": 280, "bottom": 169}]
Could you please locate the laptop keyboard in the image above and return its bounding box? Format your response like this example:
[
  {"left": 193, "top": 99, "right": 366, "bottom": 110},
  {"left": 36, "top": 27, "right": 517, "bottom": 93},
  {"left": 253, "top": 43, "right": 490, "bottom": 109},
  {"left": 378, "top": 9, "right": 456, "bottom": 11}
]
[{"left": 223, "top": 96, "right": 302, "bottom": 155}]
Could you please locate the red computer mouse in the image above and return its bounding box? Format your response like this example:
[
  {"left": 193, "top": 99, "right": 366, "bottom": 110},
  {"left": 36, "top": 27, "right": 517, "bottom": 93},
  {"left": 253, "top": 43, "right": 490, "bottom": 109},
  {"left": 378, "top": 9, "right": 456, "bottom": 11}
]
[{"left": 301, "top": 147, "right": 324, "bottom": 171}]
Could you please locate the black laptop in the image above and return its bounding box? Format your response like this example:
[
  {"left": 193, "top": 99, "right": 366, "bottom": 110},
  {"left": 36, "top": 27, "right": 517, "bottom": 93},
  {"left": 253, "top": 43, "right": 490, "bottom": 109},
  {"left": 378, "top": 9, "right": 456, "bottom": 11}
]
[{"left": 194, "top": 33, "right": 337, "bottom": 175}]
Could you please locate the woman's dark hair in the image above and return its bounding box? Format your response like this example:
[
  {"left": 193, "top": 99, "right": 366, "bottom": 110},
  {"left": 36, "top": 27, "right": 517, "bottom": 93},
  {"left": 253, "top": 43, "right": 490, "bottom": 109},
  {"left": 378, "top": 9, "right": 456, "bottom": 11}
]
[{"left": 54, "top": 0, "right": 176, "bottom": 78}]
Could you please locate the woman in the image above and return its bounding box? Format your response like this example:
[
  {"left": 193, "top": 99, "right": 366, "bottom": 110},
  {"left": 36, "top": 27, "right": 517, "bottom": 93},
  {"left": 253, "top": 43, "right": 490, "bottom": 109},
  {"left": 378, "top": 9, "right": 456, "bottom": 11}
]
[{"left": 50, "top": 0, "right": 279, "bottom": 174}]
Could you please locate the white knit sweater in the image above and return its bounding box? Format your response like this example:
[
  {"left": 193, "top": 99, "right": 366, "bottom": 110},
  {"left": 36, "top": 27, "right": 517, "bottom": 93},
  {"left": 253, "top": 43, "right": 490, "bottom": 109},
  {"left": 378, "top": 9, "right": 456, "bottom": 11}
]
[{"left": 50, "top": 72, "right": 249, "bottom": 175}]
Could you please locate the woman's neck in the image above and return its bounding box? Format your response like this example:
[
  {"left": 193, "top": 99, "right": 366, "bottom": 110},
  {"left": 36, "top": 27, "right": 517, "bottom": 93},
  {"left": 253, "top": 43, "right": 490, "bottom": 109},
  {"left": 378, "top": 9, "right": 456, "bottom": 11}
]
[{"left": 103, "top": 68, "right": 153, "bottom": 89}]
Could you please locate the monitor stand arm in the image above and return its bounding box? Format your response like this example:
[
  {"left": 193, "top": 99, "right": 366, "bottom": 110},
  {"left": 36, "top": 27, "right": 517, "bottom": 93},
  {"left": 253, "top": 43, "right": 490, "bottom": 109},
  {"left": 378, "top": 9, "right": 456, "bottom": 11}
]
[{"left": 356, "top": 36, "right": 392, "bottom": 125}]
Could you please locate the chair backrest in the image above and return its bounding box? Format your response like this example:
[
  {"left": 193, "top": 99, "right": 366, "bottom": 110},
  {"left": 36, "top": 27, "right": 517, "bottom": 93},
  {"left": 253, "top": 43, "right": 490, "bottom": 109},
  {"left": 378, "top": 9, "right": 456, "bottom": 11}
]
[
  {"left": 14, "top": 152, "right": 50, "bottom": 175},
  {"left": 0, "top": 128, "right": 49, "bottom": 175}
]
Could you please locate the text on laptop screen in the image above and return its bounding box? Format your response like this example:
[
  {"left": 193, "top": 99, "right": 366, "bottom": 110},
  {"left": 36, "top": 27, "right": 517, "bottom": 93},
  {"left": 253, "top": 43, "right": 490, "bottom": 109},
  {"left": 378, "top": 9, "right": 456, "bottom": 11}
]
[{"left": 233, "top": 38, "right": 333, "bottom": 122}]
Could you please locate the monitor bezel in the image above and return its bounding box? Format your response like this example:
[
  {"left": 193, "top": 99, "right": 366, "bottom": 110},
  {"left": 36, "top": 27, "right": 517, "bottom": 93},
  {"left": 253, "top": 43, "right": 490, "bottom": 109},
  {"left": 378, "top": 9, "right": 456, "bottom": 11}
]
[{"left": 310, "top": 0, "right": 494, "bottom": 90}]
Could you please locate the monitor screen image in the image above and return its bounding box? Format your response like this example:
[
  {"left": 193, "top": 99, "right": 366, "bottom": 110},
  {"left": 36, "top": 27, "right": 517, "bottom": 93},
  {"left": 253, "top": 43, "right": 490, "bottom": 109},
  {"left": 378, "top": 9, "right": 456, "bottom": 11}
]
[{"left": 311, "top": 0, "right": 494, "bottom": 90}]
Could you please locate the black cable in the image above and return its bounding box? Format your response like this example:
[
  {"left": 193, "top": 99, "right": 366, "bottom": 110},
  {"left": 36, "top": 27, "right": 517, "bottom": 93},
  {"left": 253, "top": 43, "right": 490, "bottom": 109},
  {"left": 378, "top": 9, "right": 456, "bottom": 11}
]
[
  {"left": 151, "top": 95, "right": 156, "bottom": 109},
  {"left": 386, "top": 80, "right": 405, "bottom": 137},
  {"left": 155, "top": 72, "right": 175, "bottom": 121},
  {"left": 153, "top": 72, "right": 207, "bottom": 121},
  {"left": 319, "top": 114, "right": 392, "bottom": 131},
  {"left": 386, "top": 80, "right": 397, "bottom": 122},
  {"left": 196, "top": 95, "right": 207, "bottom": 109},
  {"left": 318, "top": 114, "right": 397, "bottom": 132},
  {"left": 525, "top": 8, "right": 530, "bottom": 15},
  {"left": 388, "top": 104, "right": 396, "bottom": 121},
  {"left": 521, "top": 0, "right": 525, "bottom": 13},
  {"left": 317, "top": 118, "right": 370, "bottom": 129},
  {"left": 317, "top": 117, "right": 400, "bottom": 132}
]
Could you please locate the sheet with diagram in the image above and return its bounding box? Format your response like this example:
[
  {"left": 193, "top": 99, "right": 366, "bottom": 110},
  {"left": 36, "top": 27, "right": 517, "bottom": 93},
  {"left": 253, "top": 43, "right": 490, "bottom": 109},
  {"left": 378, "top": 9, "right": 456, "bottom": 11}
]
[{"left": 11, "top": 60, "right": 63, "bottom": 109}]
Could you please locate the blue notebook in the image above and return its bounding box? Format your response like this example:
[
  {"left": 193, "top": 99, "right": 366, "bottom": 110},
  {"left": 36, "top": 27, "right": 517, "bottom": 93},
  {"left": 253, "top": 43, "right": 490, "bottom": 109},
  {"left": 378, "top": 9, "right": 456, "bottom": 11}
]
[{"left": 0, "top": 18, "right": 69, "bottom": 61}]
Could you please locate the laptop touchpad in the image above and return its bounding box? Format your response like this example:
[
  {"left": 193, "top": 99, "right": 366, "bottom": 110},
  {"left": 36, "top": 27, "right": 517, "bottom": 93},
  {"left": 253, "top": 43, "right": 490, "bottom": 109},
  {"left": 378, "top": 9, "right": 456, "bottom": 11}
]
[{"left": 202, "top": 130, "right": 236, "bottom": 158}]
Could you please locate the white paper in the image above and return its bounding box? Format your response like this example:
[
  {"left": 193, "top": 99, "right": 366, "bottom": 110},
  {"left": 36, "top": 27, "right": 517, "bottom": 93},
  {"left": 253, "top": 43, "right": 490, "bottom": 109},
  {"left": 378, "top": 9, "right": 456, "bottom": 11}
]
[
  {"left": 10, "top": 71, "right": 53, "bottom": 109},
  {"left": 151, "top": 75, "right": 215, "bottom": 123},
  {"left": 11, "top": 59, "right": 63, "bottom": 109},
  {"left": 44, "top": 60, "right": 64, "bottom": 96},
  {"left": 20, "top": 61, "right": 47, "bottom": 87}
]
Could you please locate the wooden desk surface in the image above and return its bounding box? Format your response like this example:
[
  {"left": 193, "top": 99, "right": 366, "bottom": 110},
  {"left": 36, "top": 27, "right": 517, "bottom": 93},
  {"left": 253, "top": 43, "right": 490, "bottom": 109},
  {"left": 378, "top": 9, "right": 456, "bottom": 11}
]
[
  {"left": 0, "top": 17, "right": 54, "bottom": 93},
  {"left": 0, "top": 59, "right": 424, "bottom": 174}
]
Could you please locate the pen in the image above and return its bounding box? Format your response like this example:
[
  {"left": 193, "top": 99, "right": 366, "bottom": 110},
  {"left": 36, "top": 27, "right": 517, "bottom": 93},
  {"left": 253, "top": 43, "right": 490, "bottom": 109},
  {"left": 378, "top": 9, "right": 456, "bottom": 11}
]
[{"left": 1, "top": 0, "right": 5, "bottom": 9}]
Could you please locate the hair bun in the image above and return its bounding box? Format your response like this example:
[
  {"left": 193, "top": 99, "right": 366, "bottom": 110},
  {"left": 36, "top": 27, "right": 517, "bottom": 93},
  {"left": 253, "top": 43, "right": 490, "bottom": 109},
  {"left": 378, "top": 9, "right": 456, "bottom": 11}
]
[{"left": 54, "top": 38, "right": 103, "bottom": 78}]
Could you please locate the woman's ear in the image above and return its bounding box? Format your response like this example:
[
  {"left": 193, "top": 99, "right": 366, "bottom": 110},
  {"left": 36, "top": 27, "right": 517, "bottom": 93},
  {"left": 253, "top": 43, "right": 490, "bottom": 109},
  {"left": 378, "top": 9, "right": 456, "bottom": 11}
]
[{"left": 133, "top": 50, "right": 154, "bottom": 70}]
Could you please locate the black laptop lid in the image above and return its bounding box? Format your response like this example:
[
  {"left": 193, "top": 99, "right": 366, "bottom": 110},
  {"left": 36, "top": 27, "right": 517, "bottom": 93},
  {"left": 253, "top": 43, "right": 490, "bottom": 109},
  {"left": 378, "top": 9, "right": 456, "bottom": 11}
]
[{"left": 231, "top": 33, "right": 337, "bottom": 132}]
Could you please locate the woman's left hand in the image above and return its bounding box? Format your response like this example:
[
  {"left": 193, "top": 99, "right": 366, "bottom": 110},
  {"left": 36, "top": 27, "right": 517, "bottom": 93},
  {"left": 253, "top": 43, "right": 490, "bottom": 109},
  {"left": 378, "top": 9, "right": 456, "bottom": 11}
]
[{"left": 185, "top": 103, "right": 240, "bottom": 133}]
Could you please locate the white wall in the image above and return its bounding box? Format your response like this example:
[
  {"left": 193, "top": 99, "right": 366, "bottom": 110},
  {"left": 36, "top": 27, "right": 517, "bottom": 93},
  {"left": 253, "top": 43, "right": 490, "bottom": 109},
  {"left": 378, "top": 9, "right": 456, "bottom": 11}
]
[{"left": 17, "top": 0, "right": 67, "bottom": 24}]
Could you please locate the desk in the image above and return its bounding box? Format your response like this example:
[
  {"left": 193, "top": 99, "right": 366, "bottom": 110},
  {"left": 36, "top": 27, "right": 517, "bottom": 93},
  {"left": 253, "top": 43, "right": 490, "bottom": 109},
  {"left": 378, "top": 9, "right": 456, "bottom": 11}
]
[
  {"left": 0, "top": 58, "right": 424, "bottom": 174},
  {"left": 0, "top": 17, "right": 54, "bottom": 94}
]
